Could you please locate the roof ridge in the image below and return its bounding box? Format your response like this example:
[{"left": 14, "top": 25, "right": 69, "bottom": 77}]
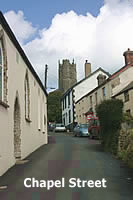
[{"left": 0, "top": 11, "right": 47, "bottom": 96}]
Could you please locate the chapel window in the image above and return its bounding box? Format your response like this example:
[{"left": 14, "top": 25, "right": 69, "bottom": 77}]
[{"left": 25, "top": 72, "right": 30, "bottom": 121}]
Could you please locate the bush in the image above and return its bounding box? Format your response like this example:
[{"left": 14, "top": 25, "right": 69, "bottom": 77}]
[
  {"left": 118, "top": 129, "right": 133, "bottom": 168},
  {"left": 96, "top": 99, "right": 123, "bottom": 153}
]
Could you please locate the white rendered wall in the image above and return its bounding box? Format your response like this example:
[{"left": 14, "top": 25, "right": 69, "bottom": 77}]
[
  {"left": 0, "top": 27, "right": 48, "bottom": 176},
  {"left": 74, "top": 70, "right": 108, "bottom": 102}
]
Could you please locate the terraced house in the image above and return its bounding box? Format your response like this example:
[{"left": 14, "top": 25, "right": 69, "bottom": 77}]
[
  {"left": 76, "top": 49, "right": 133, "bottom": 124},
  {"left": 0, "top": 12, "right": 48, "bottom": 176},
  {"left": 61, "top": 60, "right": 110, "bottom": 131}
]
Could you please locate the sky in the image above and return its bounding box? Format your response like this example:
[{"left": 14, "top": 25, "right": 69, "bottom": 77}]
[{"left": 1, "top": 0, "right": 133, "bottom": 90}]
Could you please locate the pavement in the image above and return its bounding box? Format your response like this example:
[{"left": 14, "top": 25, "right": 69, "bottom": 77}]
[{"left": 0, "top": 131, "right": 133, "bottom": 200}]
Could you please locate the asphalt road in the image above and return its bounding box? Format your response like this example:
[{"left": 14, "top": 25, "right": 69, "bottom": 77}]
[{"left": 0, "top": 132, "right": 133, "bottom": 200}]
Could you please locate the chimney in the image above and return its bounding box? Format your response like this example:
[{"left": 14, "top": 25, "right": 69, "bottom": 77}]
[
  {"left": 97, "top": 74, "right": 106, "bottom": 86},
  {"left": 123, "top": 48, "right": 133, "bottom": 65},
  {"left": 85, "top": 60, "right": 91, "bottom": 78}
]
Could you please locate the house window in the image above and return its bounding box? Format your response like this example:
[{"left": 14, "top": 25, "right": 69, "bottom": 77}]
[
  {"left": 65, "top": 96, "right": 67, "bottom": 109},
  {"left": 69, "top": 110, "right": 71, "bottom": 124},
  {"left": 102, "top": 87, "right": 106, "bottom": 98},
  {"left": 124, "top": 91, "right": 129, "bottom": 102},
  {"left": 0, "top": 43, "right": 3, "bottom": 101},
  {"left": 25, "top": 72, "right": 30, "bottom": 121},
  {"left": 126, "top": 109, "right": 130, "bottom": 115},
  {"left": 68, "top": 93, "right": 70, "bottom": 106},
  {"left": 90, "top": 96, "right": 92, "bottom": 107},
  {"left": 95, "top": 92, "right": 97, "bottom": 105}
]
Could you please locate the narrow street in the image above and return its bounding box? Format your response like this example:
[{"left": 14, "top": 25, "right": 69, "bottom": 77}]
[{"left": 0, "top": 132, "right": 133, "bottom": 200}]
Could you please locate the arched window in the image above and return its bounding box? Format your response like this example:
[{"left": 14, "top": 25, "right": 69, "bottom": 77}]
[
  {"left": 0, "top": 30, "right": 8, "bottom": 104},
  {"left": 25, "top": 71, "right": 30, "bottom": 121}
]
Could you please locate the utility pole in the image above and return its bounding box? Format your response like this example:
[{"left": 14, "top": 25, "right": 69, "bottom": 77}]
[{"left": 44, "top": 64, "right": 48, "bottom": 89}]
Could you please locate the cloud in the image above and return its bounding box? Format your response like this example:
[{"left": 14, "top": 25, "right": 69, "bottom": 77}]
[
  {"left": 4, "top": 10, "right": 37, "bottom": 44},
  {"left": 4, "top": 1, "right": 133, "bottom": 90}
]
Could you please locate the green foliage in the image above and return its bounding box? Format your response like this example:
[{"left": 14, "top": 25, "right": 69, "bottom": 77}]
[
  {"left": 47, "top": 90, "right": 63, "bottom": 123},
  {"left": 96, "top": 99, "right": 123, "bottom": 154},
  {"left": 122, "top": 112, "right": 133, "bottom": 124},
  {"left": 118, "top": 129, "right": 133, "bottom": 168}
]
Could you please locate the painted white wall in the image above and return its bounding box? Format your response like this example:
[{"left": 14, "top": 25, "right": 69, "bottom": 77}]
[
  {"left": 74, "top": 70, "right": 108, "bottom": 102},
  {"left": 0, "top": 27, "right": 48, "bottom": 176}
]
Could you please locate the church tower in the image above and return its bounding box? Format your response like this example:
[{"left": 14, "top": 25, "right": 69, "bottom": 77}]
[{"left": 58, "top": 59, "right": 77, "bottom": 93}]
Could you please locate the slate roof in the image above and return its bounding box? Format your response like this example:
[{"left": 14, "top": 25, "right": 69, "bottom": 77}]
[{"left": 0, "top": 11, "right": 47, "bottom": 96}]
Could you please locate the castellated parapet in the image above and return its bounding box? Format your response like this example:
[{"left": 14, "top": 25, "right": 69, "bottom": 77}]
[{"left": 58, "top": 59, "right": 77, "bottom": 92}]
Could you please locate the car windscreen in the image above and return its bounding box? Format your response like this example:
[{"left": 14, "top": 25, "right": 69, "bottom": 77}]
[
  {"left": 80, "top": 124, "right": 88, "bottom": 128},
  {"left": 56, "top": 124, "right": 64, "bottom": 127}
]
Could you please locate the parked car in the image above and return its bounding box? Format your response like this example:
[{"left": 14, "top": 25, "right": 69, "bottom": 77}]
[
  {"left": 74, "top": 124, "right": 89, "bottom": 137},
  {"left": 48, "top": 123, "right": 55, "bottom": 132},
  {"left": 54, "top": 123, "right": 66, "bottom": 132}
]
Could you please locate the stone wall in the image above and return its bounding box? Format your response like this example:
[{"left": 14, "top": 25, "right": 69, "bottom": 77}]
[{"left": 118, "top": 123, "right": 133, "bottom": 168}]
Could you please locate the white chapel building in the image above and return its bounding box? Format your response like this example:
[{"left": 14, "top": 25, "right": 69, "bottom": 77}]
[{"left": 0, "top": 11, "right": 48, "bottom": 176}]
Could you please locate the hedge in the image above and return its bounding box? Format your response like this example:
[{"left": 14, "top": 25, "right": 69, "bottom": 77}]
[{"left": 96, "top": 99, "right": 123, "bottom": 154}]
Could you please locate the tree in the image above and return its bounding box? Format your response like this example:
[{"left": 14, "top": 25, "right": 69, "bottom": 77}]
[{"left": 47, "top": 90, "right": 63, "bottom": 123}]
